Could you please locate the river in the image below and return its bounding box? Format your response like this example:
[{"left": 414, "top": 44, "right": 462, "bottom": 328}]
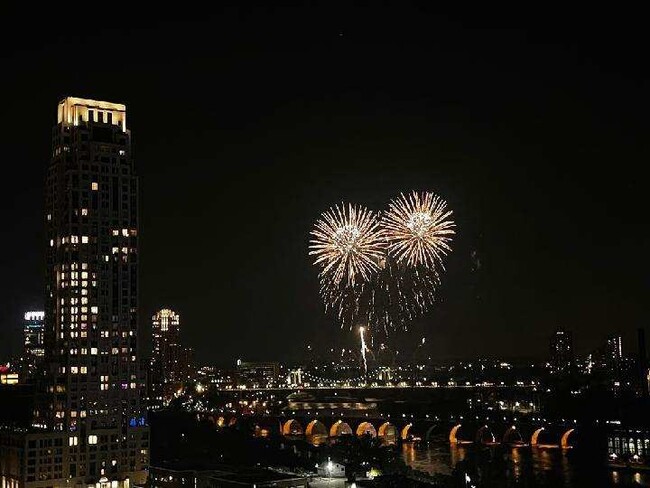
[{"left": 402, "top": 438, "right": 650, "bottom": 487}]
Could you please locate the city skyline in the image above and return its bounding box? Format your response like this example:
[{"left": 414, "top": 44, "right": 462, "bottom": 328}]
[{"left": 0, "top": 6, "right": 647, "bottom": 365}]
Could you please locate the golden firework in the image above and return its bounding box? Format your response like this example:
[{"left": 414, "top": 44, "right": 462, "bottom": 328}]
[
  {"left": 382, "top": 191, "right": 455, "bottom": 268},
  {"left": 309, "top": 203, "right": 385, "bottom": 288}
]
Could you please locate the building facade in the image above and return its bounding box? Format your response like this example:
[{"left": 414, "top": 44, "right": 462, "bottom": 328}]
[
  {"left": 21, "top": 312, "right": 46, "bottom": 381},
  {"left": 549, "top": 328, "right": 574, "bottom": 376},
  {"left": 24, "top": 312, "right": 46, "bottom": 360},
  {"left": 606, "top": 334, "right": 623, "bottom": 378},
  {"left": 1, "top": 97, "right": 149, "bottom": 488},
  {"left": 150, "top": 309, "right": 194, "bottom": 406},
  {"left": 235, "top": 361, "right": 279, "bottom": 388}
]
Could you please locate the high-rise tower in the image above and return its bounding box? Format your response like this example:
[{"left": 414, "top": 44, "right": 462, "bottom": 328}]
[
  {"left": 150, "top": 309, "right": 194, "bottom": 407},
  {"left": 17, "top": 311, "right": 46, "bottom": 381},
  {"left": 38, "top": 97, "right": 147, "bottom": 486},
  {"left": 549, "top": 327, "right": 574, "bottom": 376}
]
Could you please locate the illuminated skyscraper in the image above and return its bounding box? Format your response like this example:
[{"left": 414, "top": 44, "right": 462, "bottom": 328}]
[
  {"left": 150, "top": 309, "right": 194, "bottom": 406},
  {"left": 23, "top": 311, "right": 45, "bottom": 359},
  {"left": 20, "top": 311, "right": 45, "bottom": 380},
  {"left": 0, "top": 98, "right": 148, "bottom": 488},
  {"left": 549, "top": 327, "right": 574, "bottom": 376},
  {"left": 606, "top": 333, "right": 623, "bottom": 378}
]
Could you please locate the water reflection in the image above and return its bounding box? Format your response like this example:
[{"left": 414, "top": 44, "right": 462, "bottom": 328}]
[{"left": 402, "top": 440, "right": 650, "bottom": 487}]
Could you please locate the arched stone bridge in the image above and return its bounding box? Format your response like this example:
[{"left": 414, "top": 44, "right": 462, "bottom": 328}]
[{"left": 204, "top": 413, "right": 579, "bottom": 449}]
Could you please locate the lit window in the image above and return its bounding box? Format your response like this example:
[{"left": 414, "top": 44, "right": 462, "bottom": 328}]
[
  {"left": 70, "top": 367, "right": 78, "bottom": 374},
  {"left": 50, "top": 239, "right": 54, "bottom": 247},
  {"left": 80, "top": 366, "right": 87, "bottom": 374},
  {"left": 69, "top": 436, "right": 78, "bottom": 446},
  {"left": 47, "top": 214, "right": 52, "bottom": 221},
  {"left": 119, "top": 150, "right": 126, "bottom": 156},
  {"left": 112, "top": 229, "right": 120, "bottom": 236},
  {"left": 91, "top": 348, "right": 98, "bottom": 355},
  {"left": 91, "top": 306, "right": 98, "bottom": 314},
  {"left": 81, "top": 236, "right": 89, "bottom": 244},
  {"left": 71, "top": 236, "right": 79, "bottom": 244},
  {"left": 88, "top": 435, "right": 98, "bottom": 445},
  {"left": 122, "top": 229, "right": 129, "bottom": 237},
  {"left": 91, "top": 182, "right": 99, "bottom": 191},
  {"left": 81, "top": 208, "right": 88, "bottom": 216}
]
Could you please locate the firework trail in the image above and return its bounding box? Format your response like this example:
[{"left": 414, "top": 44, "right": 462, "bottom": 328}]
[
  {"left": 321, "top": 256, "right": 440, "bottom": 333},
  {"left": 359, "top": 326, "right": 368, "bottom": 377}
]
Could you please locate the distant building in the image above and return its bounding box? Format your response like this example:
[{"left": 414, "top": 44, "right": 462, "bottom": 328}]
[
  {"left": 236, "top": 360, "right": 279, "bottom": 387},
  {"left": 607, "top": 427, "right": 650, "bottom": 462},
  {"left": 196, "top": 366, "right": 234, "bottom": 389},
  {"left": 606, "top": 334, "right": 623, "bottom": 378},
  {"left": 23, "top": 311, "right": 45, "bottom": 358},
  {"left": 21, "top": 311, "right": 45, "bottom": 379},
  {"left": 317, "top": 460, "right": 346, "bottom": 478},
  {"left": 549, "top": 328, "right": 574, "bottom": 376},
  {"left": 150, "top": 308, "right": 195, "bottom": 405}
]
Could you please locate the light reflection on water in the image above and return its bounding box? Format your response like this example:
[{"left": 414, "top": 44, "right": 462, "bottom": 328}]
[{"left": 402, "top": 440, "right": 650, "bottom": 487}]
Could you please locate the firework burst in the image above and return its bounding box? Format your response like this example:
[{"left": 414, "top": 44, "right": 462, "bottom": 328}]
[
  {"left": 309, "top": 203, "right": 385, "bottom": 288},
  {"left": 310, "top": 191, "right": 455, "bottom": 336},
  {"left": 322, "top": 257, "right": 440, "bottom": 333},
  {"left": 382, "top": 191, "right": 455, "bottom": 269}
]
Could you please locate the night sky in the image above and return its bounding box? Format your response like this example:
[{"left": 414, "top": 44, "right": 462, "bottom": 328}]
[{"left": 0, "top": 5, "right": 647, "bottom": 365}]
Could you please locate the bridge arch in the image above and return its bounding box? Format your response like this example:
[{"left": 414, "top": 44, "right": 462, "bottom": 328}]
[
  {"left": 561, "top": 429, "right": 575, "bottom": 449},
  {"left": 401, "top": 423, "right": 413, "bottom": 441},
  {"left": 503, "top": 426, "right": 524, "bottom": 445},
  {"left": 282, "top": 419, "right": 304, "bottom": 436},
  {"left": 530, "top": 427, "right": 545, "bottom": 446},
  {"left": 475, "top": 425, "right": 497, "bottom": 445},
  {"left": 449, "top": 424, "right": 462, "bottom": 444},
  {"left": 378, "top": 422, "right": 398, "bottom": 445},
  {"left": 305, "top": 420, "right": 328, "bottom": 446},
  {"left": 329, "top": 420, "right": 353, "bottom": 438},
  {"left": 356, "top": 422, "right": 377, "bottom": 438}
]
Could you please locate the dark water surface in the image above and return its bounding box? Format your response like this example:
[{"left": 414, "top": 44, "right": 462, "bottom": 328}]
[{"left": 402, "top": 439, "right": 650, "bottom": 487}]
